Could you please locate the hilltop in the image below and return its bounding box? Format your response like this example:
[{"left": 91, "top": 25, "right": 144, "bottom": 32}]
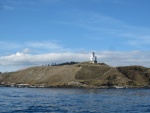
[{"left": 0, "top": 62, "right": 150, "bottom": 88}]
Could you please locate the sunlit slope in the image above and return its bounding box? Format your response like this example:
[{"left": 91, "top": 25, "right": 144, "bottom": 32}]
[
  {"left": 0, "top": 62, "right": 150, "bottom": 88},
  {"left": 0, "top": 65, "right": 80, "bottom": 87}
]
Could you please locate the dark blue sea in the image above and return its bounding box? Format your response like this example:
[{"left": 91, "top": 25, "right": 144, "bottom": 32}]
[{"left": 0, "top": 87, "right": 150, "bottom": 113}]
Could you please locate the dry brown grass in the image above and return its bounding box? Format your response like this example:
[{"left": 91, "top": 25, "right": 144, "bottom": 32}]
[{"left": 0, "top": 63, "right": 150, "bottom": 88}]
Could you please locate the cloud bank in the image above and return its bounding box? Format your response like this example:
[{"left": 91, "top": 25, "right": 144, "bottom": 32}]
[{"left": 0, "top": 51, "right": 150, "bottom": 72}]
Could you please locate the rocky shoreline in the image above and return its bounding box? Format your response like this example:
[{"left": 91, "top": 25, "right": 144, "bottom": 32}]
[{"left": 1, "top": 82, "right": 150, "bottom": 89}]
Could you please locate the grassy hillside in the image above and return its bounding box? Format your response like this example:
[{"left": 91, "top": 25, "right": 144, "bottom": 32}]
[{"left": 0, "top": 62, "right": 150, "bottom": 88}]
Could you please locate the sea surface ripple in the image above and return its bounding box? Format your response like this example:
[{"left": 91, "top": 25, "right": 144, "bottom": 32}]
[{"left": 0, "top": 87, "right": 150, "bottom": 113}]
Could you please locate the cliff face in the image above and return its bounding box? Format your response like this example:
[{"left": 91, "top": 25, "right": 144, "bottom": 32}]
[{"left": 0, "top": 62, "right": 150, "bottom": 88}]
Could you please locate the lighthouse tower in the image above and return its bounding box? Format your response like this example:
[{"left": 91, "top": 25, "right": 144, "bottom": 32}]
[{"left": 90, "top": 52, "right": 97, "bottom": 63}]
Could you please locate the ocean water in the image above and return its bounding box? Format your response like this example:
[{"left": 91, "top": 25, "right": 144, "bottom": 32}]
[{"left": 0, "top": 87, "right": 150, "bottom": 113}]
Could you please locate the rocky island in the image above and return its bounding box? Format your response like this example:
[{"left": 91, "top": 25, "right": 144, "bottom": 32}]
[{"left": 0, "top": 62, "right": 150, "bottom": 88}]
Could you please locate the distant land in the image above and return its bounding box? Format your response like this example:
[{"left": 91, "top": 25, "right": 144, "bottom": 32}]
[{"left": 0, "top": 62, "right": 150, "bottom": 88}]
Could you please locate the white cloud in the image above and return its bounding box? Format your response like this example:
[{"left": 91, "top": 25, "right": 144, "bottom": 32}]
[
  {"left": 127, "top": 36, "right": 150, "bottom": 46},
  {"left": 27, "top": 41, "right": 63, "bottom": 50},
  {"left": 118, "top": 32, "right": 150, "bottom": 50},
  {"left": 22, "top": 48, "right": 30, "bottom": 54},
  {"left": 0, "top": 52, "right": 88, "bottom": 66},
  {"left": 0, "top": 41, "right": 21, "bottom": 50},
  {"left": 0, "top": 41, "right": 67, "bottom": 54},
  {"left": 57, "top": 8, "right": 150, "bottom": 50},
  {"left": 97, "top": 51, "right": 150, "bottom": 67},
  {"left": 0, "top": 51, "right": 150, "bottom": 72}
]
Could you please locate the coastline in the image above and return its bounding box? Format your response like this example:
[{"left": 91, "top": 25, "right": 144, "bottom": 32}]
[
  {"left": 1, "top": 83, "right": 150, "bottom": 89},
  {"left": 0, "top": 62, "right": 150, "bottom": 89}
]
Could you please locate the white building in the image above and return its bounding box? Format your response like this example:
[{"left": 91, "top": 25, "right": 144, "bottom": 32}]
[{"left": 90, "top": 52, "right": 97, "bottom": 63}]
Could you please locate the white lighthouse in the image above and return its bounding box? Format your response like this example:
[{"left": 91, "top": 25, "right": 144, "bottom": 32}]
[{"left": 90, "top": 52, "right": 97, "bottom": 63}]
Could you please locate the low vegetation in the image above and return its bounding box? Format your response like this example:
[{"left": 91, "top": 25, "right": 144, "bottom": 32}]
[{"left": 0, "top": 62, "right": 150, "bottom": 88}]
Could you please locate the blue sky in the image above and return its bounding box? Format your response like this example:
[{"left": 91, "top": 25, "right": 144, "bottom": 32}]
[{"left": 0, "top": 0, "right": 150, "bottom": 72}]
